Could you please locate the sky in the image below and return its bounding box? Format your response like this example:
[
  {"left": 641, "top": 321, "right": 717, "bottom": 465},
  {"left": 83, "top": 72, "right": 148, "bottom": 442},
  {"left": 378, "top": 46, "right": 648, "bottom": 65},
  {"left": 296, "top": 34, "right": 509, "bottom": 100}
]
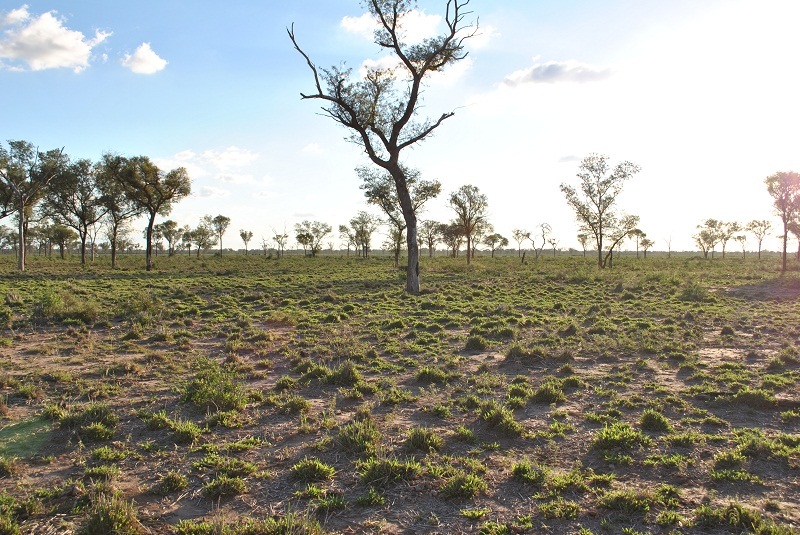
[{"left": 2, "top": 0, "right": 800, "bottom": 253}]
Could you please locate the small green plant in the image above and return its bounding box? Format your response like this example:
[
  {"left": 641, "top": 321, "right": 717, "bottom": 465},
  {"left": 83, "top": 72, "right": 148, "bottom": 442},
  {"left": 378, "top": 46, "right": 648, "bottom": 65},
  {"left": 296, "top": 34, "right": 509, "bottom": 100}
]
[
  {"left": 591, "top": 423, "right": 653, "bottom": 451},
  {"left": 538, "top": 498, "right": 580, "bottom": 519},
  {"left": 79, "top": 492, "right": 142, "bottom": 534},
  {"left": 337, "top": 417, "right": 381, "bottom": 456},
  {"left": 406, "top": 427, "right": 443, "bottom": 452},
  {"left": 511, "top": 460, "right": 546, "bottom": 486},
  {"left": 202, "top": 475, "right": 247, "bottom": 498},
  {"left": 153, "top": 471, "right": 188, "bottom": 495},
  {"left": 358, "top": 457, "right": 421, "bottom": 488},
  {"left": 441, "top": 470, "right": 488, "bottom": 499},
  {"left": 290, "top": 457, "right": 336, "bottom": 482},
  {"left": 639, "top": 409, "right": 672, "bottom": 432},
  {"left": 182, "top": 357, "right": 248, "bottom": 411}
]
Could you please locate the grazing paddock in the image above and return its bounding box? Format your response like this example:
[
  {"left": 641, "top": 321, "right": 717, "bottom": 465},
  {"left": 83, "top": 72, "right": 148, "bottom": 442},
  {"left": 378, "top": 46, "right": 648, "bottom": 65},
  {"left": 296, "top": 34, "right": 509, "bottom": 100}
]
[{"left": 0, "top": 253, "right": 797, "bottom": 534}]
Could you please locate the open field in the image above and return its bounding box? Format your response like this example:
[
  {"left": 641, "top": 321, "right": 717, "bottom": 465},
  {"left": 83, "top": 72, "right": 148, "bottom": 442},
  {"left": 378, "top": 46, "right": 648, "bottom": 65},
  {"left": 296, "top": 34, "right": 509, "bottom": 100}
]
[{"left": 0, "top": 254, "right": 798, "bottom": 534}]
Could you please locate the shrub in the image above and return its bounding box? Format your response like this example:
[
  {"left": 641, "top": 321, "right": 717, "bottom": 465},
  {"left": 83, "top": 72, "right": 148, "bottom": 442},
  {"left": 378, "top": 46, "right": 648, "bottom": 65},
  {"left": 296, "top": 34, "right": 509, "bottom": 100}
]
[
  {"left": 358, "top": 457, "right": 421, "bottom": 488},
  {"left": 290, "top": 457, "right": 336, "bottom": 482},
  {"left": 153, "top": 471, "right": 188, "bottom": 495},
  {"left": 405, "top": 427, "right": 443, "bottom": 452},
  {"left": 441, "top": 471, "right": 487, "bottom": 498},
  {"left": 591, "top": 423, "right": 653, "bottom": 451},
  {"left": 464, "top": 335, "right": 488, "bottom": 351},
  {"left": 182, "top": 358, "right": 248, "bottom": 411},
  {"left": 511, "top": 460, "right": 546, "bottom": 486},
  {"left": 338, "top": 417, "right": 381, "bottom": 456},
  {"left": 639, "top": 409, "right": 672, "bottom": 433},
  {"left": 530, "top": 380, "right": 566, "bottom": 404},
  {"left": 80, "top": 492, "right": 142, "bottom": 535},
  {"left": 202, "top": 475, "right": 247, "bottom": 498}
]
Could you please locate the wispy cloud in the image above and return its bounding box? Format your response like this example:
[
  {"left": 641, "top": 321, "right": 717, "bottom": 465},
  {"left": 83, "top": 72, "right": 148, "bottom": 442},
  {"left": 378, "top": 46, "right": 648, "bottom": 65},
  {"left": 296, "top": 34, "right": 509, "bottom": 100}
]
[
  {"left": 0, "top": 5, "right": 110, "bottom": 72},
  {"left": 199, "top": 186, "right": 230, "bottom": 198},
  {"left": 503, "top": 60, "right": 612, "bottom": 87},
  {"left": 121, "top": 42, "right": 167, "bottom": 74},
  {"left": 341, "top": 9, "right": 441, "bottom": 44}
]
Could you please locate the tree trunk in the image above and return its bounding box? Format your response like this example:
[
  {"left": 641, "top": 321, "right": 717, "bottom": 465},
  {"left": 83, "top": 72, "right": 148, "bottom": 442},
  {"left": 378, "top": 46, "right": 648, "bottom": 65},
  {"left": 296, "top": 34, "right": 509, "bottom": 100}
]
[
  {"left": 466, "top": 235, "right": 471, "bottom": 265},
  {"left": 389, "top": 166, "right": 420, "bottom": 294},
  {"left": 17, "top": 198, "right": 25, "bottom": 272},
  {"left": 145, "top": 215, "right": 155, "bottom": 271}
]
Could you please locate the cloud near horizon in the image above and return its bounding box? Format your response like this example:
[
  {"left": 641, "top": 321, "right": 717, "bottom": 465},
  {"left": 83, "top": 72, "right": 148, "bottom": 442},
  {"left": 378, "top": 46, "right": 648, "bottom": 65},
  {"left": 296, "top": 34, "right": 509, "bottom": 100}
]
[
  {"left": 503, "top": 60, "right": 612, "bottom": 87},
  {"left": 121, "top": 42, "right": 167, "bottom": 74},
  {"left": 0, "top": 5, "right": 110, "bottom": 72}
]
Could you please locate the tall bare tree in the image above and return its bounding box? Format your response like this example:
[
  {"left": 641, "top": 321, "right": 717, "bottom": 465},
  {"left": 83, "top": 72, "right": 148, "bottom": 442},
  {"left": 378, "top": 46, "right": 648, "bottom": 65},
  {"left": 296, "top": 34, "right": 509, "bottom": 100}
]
[
  {"left": 449, "top": 184, "right": 488, "bottom": 265},
  {"left": 289, "top": 0, "right": 476, "bottom": 293},
  {"left": 0, "top": 140, "right": 66, "bottom": 271},
  {"left": 764, "top": 171, "right": 800, "bottom": 273},
  {"left": 560, "top": 154, "right": 641, "bottom": 268}
]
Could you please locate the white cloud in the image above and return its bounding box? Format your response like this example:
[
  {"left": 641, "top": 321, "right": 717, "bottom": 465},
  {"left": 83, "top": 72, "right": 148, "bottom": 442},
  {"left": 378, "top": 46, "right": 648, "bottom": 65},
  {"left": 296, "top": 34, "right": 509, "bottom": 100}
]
[
  {"left": 3, "top": 5, "right": 29, "bottom": 26},
  {"left": 503, "top": 60, "right": 612, "bottom": 87},
  {"left": 301, "top": 143, "right": 324, "bottom": 155},
  {"left": 340, "top": 13, "right": 375, "bottom": 40},
  {"left": 199, "top": 186, "right": 230, "bottom": 198},
  {"left": 218, "top": 173, "right": 255, "bottom": 185},
  {"left": 466, "top": 24, "right": 498, "bottom": 50},
  {"left": 121, "top": 42, "right": 167, "bottom": 74},
  {"left": 341, "top": 9, "right": 441, "bottom": 44},
  {"left": 0, "top": 5, "right": 111, "bottom": 72},
  {"left": 201, "top": 146, "right": 258, "bottom": 171}
]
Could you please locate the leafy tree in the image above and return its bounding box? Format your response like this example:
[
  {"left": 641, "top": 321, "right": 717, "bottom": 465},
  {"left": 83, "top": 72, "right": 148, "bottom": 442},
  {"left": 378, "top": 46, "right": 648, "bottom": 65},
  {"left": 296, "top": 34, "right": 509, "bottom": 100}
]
[
  {"left": 155, "top": 220, "right": 183, "bottom": 256},
  {"left": 339, "top": 224, "right": 356, "bottom": 256},
  {"left": 746, "top": 219, "right": 772, "bottom": 260},
  {"left": 419, "top": 219, "right": 440, "bottom": 258},
  {"left": 189, "top": 217, "right": 217, "bottom": 257},
  {"left": 789, "top": 220, "right": 800, "bottom": 262},
  {"left": 694, "top": 219, "right": 722, "bottom": 259},
  {"left": 483, "top": 232, "right": 508, "bottom": 258},
  {"left": 560, "top": 154, "right": 641, "bottom": 268},
  {"left": 718, "top": 221, "right": 741, "bottom": 259},
  {"left": 605, "top": 215, "right": 640, "bottom": 268},
  {"left": 577, "top": 233, "right": 590, "bottom": 257},
  {"left": 512, "top": 228, "right": 530, "bottom": 258},
  {"left": 289, "top": 0, "right": 476, "bottom": 294},
  {"left": 547, "top": 237, "right": 559, "bottom": 257},
  {"left": 640, "top": 237, "right": 654, "bottom": 258},
  {"left": 449, "top": 185, "right": 488, "bottom": 265},
  {"left": 49, "top": 224, "right": 77, "bottom": 259},
  {"left": 115, "top": 156, "right": 191, "bottom": 271},
  {"left": 239, "top": 229, "right": 254, "bottom": 255},
  {"left": 438, "top": 222, "right": 463, "bottom": 257},
  {"left": 95, "top": 154, "right": 145, "bottom": 268},
  {"left": 630, "top": 229, "right": 645, "bottom": 258},
  {"left": 384, "top": 222, "right": 405, "bottom": 265},
  {"left": 42, "top": 158, "right": 106, "bottom": 265},
  {"left": 294, "top": 220, "right": 331, "bottom": 257},
  {"left": 0, "top": 140, "right": 67, "bottom": 271},
  {"left": 358, "top": 166, "right": 440, "bottom": 263},
  {"left": 349, "top": 211, "right": 380, "bottom": 258},
  {"left": 734, "top": 235, "right": 748, "bottom": 259},
  {"left": 764, "top": 171, "right": 800, "bottom": 273},
  {"left": 211, "top": 215, "right": 231, "bottom": 255},
  {"left": 272, "top": 229, "right": 289, "bottom": 258}
]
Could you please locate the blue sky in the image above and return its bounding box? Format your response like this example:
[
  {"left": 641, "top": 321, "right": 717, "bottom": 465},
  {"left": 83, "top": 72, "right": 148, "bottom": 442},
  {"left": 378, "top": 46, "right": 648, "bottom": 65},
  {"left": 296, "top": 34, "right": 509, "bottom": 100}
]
[{"left": 3, "top": 1, "right": 800, "bottom": 252}]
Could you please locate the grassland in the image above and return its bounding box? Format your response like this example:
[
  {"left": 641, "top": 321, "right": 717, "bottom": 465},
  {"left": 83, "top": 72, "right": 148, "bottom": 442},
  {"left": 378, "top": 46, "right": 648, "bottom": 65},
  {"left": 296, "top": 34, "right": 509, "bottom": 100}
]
[{"left": 0, "top": 252, "right": 797, "bottom": 534}]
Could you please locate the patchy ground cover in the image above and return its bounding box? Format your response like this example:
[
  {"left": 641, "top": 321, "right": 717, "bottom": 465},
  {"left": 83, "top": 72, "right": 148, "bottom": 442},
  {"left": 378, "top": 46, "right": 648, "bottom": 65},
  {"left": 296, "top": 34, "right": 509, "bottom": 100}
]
[{"left": 0, "top": 253, "right": 797, "bottom": 534}]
